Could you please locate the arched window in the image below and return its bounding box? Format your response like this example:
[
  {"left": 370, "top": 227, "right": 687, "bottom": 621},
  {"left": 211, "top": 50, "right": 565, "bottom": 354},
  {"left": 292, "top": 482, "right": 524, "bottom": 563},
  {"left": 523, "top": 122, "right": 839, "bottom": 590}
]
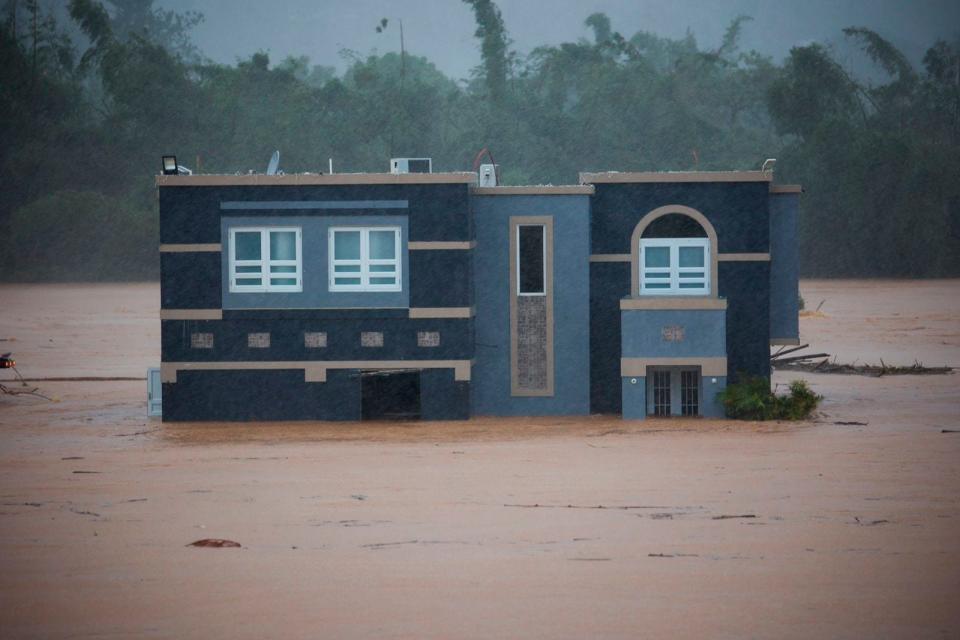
[{"left": 630, "top": 206, "right": 718, "bottom": 297}]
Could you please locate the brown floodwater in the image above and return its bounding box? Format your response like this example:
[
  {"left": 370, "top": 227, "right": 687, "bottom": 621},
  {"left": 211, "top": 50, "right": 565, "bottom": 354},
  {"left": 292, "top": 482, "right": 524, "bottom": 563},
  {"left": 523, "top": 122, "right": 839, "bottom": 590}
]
[{"left": 0, "top": 280, "right": 958, "bottom": 639}]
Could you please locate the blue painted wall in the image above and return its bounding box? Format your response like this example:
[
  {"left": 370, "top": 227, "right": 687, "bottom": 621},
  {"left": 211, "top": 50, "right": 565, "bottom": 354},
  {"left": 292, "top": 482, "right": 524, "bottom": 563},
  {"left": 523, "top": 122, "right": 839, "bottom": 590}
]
[
  {"left": 471, "top": 194, "right": 591, "bottom": 416},
  {"left": 769, "top": 192, "right": 800, "bottom": 341},
  {"left": 589, "top": 261, "right": 629, "bottom": 414},
  {"left": 620, "top": 308, "right": 726, "bottom": 357},
  {"left": 159, "top": 183, "right": 471, "bottom": 245},
  {"left": 161, "top": 252, "right": 221, "bottom": 309},
  {"left": 621, "top": 374, "right": 727, "bottom": 419},
  {"left": 588, "top": 181, "right": 772, "bottom": 413},
  {"left": 220, "top": 215, "right": 409, "bottom": 310},
  {"left": 162, "top": 369, "right": 361, "bottom": 421}
]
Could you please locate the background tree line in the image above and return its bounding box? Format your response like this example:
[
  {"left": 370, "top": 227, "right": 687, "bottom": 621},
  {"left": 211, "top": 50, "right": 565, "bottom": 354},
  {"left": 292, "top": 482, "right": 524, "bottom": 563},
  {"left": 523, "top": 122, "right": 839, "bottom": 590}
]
[{"left": 1, "top": 0, "right": 958, "bottom": 280}]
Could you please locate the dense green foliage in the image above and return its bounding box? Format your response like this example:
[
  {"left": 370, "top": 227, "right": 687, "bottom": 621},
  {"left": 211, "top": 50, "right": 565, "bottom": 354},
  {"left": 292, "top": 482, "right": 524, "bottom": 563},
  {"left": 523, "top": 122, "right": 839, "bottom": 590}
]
[
  {"left": 718, "top": 377, "right": 822, "bottom": 421},
  {"left": 1, "top": 0, "right": 958, "bottom": 280}
]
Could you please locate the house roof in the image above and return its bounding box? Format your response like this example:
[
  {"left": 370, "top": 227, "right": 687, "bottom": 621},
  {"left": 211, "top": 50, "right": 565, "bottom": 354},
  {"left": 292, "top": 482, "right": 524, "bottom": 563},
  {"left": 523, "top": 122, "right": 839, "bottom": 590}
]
[
  {"left": 156, "top": 172, "right": 478, "bottom": 186},
  {"left": 579, "top": 171, "right": 773, "bottom": 184}
]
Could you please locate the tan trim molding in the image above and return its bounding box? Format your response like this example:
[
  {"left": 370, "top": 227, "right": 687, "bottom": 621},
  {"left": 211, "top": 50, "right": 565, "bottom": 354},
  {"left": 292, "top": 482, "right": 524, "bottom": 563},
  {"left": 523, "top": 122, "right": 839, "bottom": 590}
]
[
  {"left": 581, "top": 171, "right": 771, "bottom": 184},
  {"left": 157, "top": 172, "right": 477, "bottom": 187},
  {"left": 472, "top": 185, "right": 594, "bottom": 195},
  {"left": 510, "top": 215, "right": 555, "bottom": 397},
  {"left": 770, "top": 338, "right": 802, "bottom": 346},
  {"left": 161, "top": 360, "right": 472, "bottom": 384},
  {"left": 408, "top": 307, "right": 475, "bottom": 319},
  {"left": 159, "top": 243, "right": 222, "bottom": 253},
  {"left": 770, "top": 184, "right": 803, "bottom": 194},
  {"left": 408, "top": 241, "right": 476, "bottom": 250},
  {"left": 621, "top": 357, "right": 728, "bottom": 377},
  {"left": 160, "top": 309, "right": 223, "bottom": 320},
  {"left": 718, "top": 253, "right": 770, "bottom": 262},
  {"left": 589, "top": 253, "right": 631, "bottom": 263},
  {"left": 620, "top": 297, "right": 728, "bottom": 310},
  {"left": 630, "top": 205, "right": 719, "bottom": 298}
]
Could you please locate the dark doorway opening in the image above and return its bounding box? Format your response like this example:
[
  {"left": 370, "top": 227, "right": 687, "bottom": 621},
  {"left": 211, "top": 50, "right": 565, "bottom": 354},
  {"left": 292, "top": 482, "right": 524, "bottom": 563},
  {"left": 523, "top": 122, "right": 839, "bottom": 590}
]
[{"left": 361, "top": 370, "right": 421, "bottom": 420}]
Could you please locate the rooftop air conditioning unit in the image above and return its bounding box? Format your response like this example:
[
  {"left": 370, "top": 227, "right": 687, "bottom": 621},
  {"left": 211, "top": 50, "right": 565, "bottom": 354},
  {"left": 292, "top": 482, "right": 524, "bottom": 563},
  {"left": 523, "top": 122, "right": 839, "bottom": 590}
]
[
  {"left": 390, "top": 158, "right": 432, "bottom": 174},
  {"left": 478, "top": 163, "right": 499, "bottom": 187}
]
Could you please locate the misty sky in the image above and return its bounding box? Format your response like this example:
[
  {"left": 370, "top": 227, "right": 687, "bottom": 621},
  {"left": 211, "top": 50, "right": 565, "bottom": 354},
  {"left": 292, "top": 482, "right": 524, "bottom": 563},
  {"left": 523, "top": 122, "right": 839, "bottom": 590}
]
[{"left": 158, "top": 0, "right": 960, "bottom": 79}]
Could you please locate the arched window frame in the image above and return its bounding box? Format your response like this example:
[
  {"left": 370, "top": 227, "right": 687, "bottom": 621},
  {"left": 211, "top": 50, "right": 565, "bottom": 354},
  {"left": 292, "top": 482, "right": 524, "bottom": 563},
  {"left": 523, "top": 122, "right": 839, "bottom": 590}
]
[{"left": 630, "top": 205, "right": 719, "bottom": 298}]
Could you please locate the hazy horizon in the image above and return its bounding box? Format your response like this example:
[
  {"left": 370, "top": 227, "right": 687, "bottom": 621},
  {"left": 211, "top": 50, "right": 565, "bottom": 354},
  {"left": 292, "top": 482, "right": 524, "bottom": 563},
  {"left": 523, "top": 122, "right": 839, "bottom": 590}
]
[{"left": 159, "top": 0, "right": 960, "bottom": 78}]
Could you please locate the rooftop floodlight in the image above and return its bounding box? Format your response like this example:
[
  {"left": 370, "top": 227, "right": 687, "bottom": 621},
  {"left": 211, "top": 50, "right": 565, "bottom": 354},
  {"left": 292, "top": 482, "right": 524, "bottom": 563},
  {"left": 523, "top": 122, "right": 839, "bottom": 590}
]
[{"left": 161, "top": 155, "right": 179, "bottom": 175}]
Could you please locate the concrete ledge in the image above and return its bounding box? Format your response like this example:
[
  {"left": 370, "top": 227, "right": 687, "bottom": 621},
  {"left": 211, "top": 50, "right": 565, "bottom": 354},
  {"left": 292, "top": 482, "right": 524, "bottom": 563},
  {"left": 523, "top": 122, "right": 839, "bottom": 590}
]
[
  {"left": 157, "top": 172, "right": 477, "bottom": 186},
  {"left": 408, "top": 241, "right": 475, "bottom": 250},
  {"left": 408, "top": 307, "right": 475, "bottom": 319},
  {"left": 589, "top": 254, "right": 631, "bottom": 263},
  {"left": 771, "top": 184, "right": 803, "bottom": 194},
  {"left": 471, "top": 185, "right": 594, "bottom": 195},
  {"left": 159, "top": 243, "right": 222, "bottom": 253},
  {"left": 621, "top": 357, "right": 727, "bottom": 377},
  {"left": 581, "top": 171, "right": 771, "bottom": 184},
  {"left": 620, "top": 297, "right": 727, "bottom": 310},
  {"left": 162, "top": 359, "right": 473, "bottom": 383},
  {"left": 160, "top": 309, "right": 223, "bottom": 320},
  {"left": 718, "top": 253, "right": 770, "bottom": 262}
]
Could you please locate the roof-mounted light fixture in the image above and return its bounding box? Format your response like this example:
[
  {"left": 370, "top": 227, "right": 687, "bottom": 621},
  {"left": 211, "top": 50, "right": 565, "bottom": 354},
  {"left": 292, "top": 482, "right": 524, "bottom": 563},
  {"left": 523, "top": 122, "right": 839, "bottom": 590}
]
[{"left": 161, "top": 155, "right": 179, "bottom": 175}]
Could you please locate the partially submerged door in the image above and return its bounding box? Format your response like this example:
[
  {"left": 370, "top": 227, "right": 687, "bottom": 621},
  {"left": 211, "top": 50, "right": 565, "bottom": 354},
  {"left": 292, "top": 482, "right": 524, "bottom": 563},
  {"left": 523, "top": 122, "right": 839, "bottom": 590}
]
[{"left": 647, "top": 367, "right": 700, "bottom": 416}]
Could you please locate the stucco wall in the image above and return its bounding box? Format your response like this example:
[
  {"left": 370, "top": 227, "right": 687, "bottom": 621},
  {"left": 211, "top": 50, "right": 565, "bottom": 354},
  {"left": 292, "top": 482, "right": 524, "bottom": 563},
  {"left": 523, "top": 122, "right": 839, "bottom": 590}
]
[
  {"left": 769, "top": 192, "right": 800, "bottom": 342},
  {"left": 471, "top": 194, "right": 591, "bottom": 416},
  {"left": 220, "top": 215, "right": 410, "bottom": 310}
]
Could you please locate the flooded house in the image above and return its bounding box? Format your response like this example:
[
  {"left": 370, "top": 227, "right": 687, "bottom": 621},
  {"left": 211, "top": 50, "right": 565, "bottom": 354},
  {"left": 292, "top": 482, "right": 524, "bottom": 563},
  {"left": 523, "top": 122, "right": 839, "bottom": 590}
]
[{"left": 156, "top": 157, "right": 800, "bottom": 421}]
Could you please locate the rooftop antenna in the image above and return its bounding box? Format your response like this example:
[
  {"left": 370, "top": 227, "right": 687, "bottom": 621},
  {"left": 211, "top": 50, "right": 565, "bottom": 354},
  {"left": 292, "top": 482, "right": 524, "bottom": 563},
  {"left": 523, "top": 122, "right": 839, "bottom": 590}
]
[
  {"left": 761, "top": 158, "right": 776, "bottom": 173},
  {"left": 266, "top": 150, "right": 280, "bottom": 175}
]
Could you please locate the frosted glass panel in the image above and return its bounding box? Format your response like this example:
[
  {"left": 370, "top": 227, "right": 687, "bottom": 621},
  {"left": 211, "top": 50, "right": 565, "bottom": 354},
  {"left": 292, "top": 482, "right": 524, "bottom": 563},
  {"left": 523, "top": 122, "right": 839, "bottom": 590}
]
[
  {"left": 235, "top": 232, "right": 261, "bottom": 260},
  {"left": 645, "top": 246, "right": 669, "bottom": 268},
  {"left": 270, "top": 231, "right": 297, "bottom": 260},
  {"left": 679, "top": 246, "right": 704, "bottom": 268},
  {"left": 369, "top": 230, "right": 396, "bottom": 259},
  {"left": 334, "top": 231, "right": 361, "bottom": 259}
]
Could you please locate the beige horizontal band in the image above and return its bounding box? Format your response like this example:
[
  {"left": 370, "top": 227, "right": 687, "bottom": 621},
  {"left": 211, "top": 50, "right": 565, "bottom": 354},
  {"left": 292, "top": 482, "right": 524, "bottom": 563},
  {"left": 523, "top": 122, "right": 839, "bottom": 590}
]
[
  {"left": 621, "top": 357, "right": 727, "bottom": 377},
  {"left": 771, "top": 338, "right": 801, "bottom": 346},
  {"left": 157, "top": 172, "right": 476, "bottom": 186},
  {"left": 159, "top": 243, "right": 222, "bottom": 252},
  {"left": 589, "top": 254, "right": 631, "bottom": 263},
  {"left": 581, "top": 171, "right": 771, "bottom": 184},
  {"left": 408, "top": 241, "right": 476, "bottom": 250},
  {"left": 620, "top": 297, "right": 727, "bottom": 310},
  {"left": 160, "top": 309, "right": 223, "bottom": 320},
  {"left": 161, "top": 360, "right": 472, "bottom": 383},
  {"left": 718, "top": 253, "right": 770, "bottom": 262},
  {"left": 471, "top": 185, "right": 594, "bottom": 195},
  {"left": 770, "top": 184, "right": 802, "bottom": 194},
  {"left": 408, "top": 307, "right": 475, "bottom": 319}
]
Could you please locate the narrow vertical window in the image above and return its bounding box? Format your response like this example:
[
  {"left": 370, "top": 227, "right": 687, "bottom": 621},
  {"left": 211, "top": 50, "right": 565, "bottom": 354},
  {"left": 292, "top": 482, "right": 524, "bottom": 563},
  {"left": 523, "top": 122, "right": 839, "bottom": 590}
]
[{"left": 517, "top": 225, "right": 545, "bottom": 295}]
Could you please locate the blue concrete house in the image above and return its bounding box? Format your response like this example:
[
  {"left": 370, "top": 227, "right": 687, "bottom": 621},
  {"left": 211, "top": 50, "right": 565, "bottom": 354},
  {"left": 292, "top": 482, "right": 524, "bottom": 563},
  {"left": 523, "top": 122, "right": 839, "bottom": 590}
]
[{"left": 157, "top": 162, "right": 800, "bottom": 421}]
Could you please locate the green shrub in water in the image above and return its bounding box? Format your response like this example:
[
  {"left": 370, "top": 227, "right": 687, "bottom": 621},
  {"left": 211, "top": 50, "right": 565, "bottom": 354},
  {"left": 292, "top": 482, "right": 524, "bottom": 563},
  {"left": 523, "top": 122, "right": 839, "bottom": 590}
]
[{"left": 718, "top": 376, "right": 821, "bottom": 420}]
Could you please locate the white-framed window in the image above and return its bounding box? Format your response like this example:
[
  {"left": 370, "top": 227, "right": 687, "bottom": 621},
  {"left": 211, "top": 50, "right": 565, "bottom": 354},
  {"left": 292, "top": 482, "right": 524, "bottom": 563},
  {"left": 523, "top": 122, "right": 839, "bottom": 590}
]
[
  {"left": 328, "top": 227, "right": 402, "bottom": 292},
  {"left": 228, "top": 227, "right": 302, "bottom": 293},
  {"left": 639, "top": 238, "right": 710, "bottom": 295},
  {"left": 516, "top": 224, "right": 546, "bottom": 296}
]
